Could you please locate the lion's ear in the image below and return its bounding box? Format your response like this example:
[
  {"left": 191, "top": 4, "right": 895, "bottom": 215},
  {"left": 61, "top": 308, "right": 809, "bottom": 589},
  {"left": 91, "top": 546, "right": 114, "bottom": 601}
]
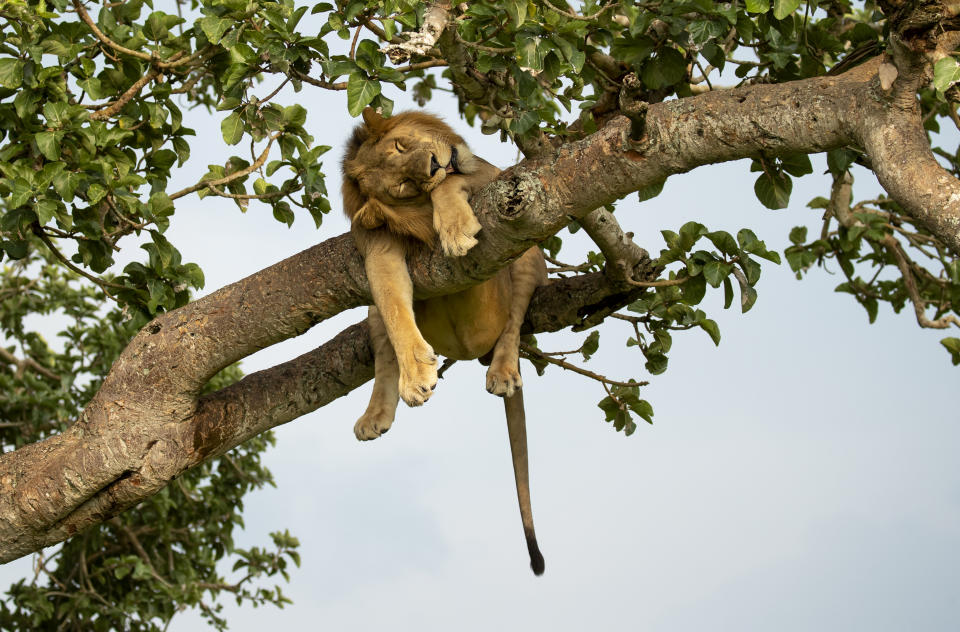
[
  {"left": 353, "top": 198, "right": 387, "bottom": 230},
  {"left": 361, "top": 107, "right": 387, "bottom": 133}
]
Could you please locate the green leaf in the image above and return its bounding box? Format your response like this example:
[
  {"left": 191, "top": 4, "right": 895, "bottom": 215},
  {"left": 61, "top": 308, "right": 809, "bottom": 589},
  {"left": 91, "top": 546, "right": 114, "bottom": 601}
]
[
  {"left": 581, "top": 330, "right": 600, "bottom": 361},
  {"left": 0, "top": 58, "right": 23, "bottom": 89},
  {"left": 940, "top": 337, "right": 960, "bottom": 366},
  {"left": 706, "top": 230, "right": 738, "bottom": 255},
  {"left": 506, "top": 0, "right": 527, "bottom": 27},
  {"left": 780, "top": 153, "right": 813, "bottom": 177},
  {"left": 700, "top": 318, "right": 721, "bottom": 345},
  {"left": 703, "top": 260, "right": 732, "bottom": 287},
  {"left": 35, "top": 132, "right": 61, "bottom": 161},
  {"left": 626, "top": 397, "right": 654, "bottom": 425},
  {"left": 788, "top": 226, "right": 808, "bottom": 245},
  {"left": 641, "top": 47, "right": 686, "bottom": 89},
  {"left": 679, "top": 221, "right": 707, "bottom": 252},
  {"left": 645, "top": 353, "right": 668, "bottom": 375},
  {"left": 87, "top": 183, "right": 106, "bottom": 205},
  {"left": 272, "top": 201, "right": 295, "bottom": 226},
  {"left": 754, "top": 170, "right": 792, "bottom": 209},
  {"left": 637, "top": 179, "right": 665, "bottom": 202},
  {"left": 221, "top": 112, "right": 244, "bottom": 145},
  {"left": 681, "top": 273, "right": 707, "bottom": 305},
  {"left": 144, "top": 11, "right": 170, "bottom": 40},
  {"left": 200, "top": 16, "right": 232, "bottom": 44},
  {"left": 738, "top": 229, "right": 781, "bottom": 263},
  {"left": 745, "top": 0, "right": 770, "bottom": 13},
  {"left": 772, "top": 0, "right": 801, "bottom": 20},
  {"left": 35, "top": 199, "right": 58, "bottom": 225},
  {"left": 826, "top": 148, "right": 857, "bottom": 176},
  {"left": 42, "top": 102, "right": 70, "bottom": 129},
  {"left": 78, "top": 77, "right": 105, "bottom": 100},
  {"left": 933, "top": 57, "right": 960, "bottom": 94},
  {"left": 346, "top": 74, "right": 381, "bottom": 117},
  {"left": 2, "top": 240, "right": 28, "bottom": 259},
  {"left": 741, "top": 284, "right": 758, "bottom": 312}
]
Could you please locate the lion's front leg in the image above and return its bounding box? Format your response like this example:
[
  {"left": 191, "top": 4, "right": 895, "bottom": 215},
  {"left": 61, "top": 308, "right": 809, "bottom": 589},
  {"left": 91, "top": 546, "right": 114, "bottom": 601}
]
[
  {"left": 431, "top": 176, "right": 482, "bottom": 257},
  {"left": 355, "top": 305, "right": 401, "bottom": 440},
  {"left": 363, "top": 234, "right": 439, "bottom": 407},
  {"left": 486, "top": 247, "right": 547, "bottom": 397}
]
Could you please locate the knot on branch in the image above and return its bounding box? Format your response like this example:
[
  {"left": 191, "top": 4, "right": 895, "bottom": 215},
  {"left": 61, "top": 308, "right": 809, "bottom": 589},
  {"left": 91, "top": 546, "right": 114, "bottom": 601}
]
[
  {"left": 380, "top": 3, "right": 449, "bottom": 63},
  {"left": 490, "top": 171, "right": 545, "bottom": 223},
  {"left": 618, "top": 73, "right": 649, "bottom": 143}
]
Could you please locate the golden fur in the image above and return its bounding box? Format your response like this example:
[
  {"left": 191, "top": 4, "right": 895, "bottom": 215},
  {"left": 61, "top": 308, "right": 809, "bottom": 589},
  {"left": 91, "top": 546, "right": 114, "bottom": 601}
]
[{"left": 342, "top": 107, "right": 548, "bottom": 574}]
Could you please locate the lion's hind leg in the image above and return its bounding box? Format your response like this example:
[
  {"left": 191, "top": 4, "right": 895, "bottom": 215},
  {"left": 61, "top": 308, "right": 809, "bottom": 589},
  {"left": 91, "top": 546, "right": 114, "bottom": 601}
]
[
  {"left": 486, "top": 247, "right": 547, "bottom": 397},
  {"left": 355, "top": 305, "right": 401, "bottom": 441}
]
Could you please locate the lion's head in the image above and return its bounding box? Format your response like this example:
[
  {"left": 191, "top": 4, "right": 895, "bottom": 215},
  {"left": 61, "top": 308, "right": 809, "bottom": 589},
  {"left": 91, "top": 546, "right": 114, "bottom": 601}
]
[{"left": 342, "top": 108, "right": 476, "bottom": 239}]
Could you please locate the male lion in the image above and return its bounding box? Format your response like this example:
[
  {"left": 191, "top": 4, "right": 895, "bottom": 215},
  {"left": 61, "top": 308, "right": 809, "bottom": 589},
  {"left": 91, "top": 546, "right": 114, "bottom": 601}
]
[{"left": 342, "top": 107, "right": 547, "bottom": 575}]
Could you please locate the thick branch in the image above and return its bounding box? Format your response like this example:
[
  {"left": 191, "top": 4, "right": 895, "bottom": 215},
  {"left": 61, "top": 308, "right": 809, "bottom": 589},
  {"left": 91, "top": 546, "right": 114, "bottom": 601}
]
[{"left": 0, "top": 271, "right": 645, "bottom": 561}]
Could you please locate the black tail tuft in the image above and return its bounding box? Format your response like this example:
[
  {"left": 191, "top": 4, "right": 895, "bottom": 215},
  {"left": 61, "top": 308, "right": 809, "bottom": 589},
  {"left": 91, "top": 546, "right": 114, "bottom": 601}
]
[{"left": 527, "top": 536, "right": 545, "bottom": 576}]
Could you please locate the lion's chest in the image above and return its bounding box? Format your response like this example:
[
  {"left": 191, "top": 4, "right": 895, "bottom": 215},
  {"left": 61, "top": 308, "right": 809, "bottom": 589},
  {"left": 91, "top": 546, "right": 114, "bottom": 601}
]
[{"left": 413, "top": 270, "right": 512, "bottom": 360}]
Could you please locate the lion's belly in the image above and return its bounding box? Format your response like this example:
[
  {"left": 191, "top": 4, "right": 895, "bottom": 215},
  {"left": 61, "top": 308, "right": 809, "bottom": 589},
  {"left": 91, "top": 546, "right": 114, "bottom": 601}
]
[{"left": 414, "top": 270, "right": 512, "bottom": 360}]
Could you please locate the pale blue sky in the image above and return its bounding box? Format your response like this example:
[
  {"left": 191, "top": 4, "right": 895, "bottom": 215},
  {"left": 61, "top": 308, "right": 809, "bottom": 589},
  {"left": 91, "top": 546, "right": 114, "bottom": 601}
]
[{"left": 3, "top": 42, "right": 958, "bottom": 632}]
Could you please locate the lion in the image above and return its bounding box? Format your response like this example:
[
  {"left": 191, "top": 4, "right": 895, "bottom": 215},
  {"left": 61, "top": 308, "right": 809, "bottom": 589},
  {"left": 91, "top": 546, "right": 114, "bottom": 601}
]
[{"left": 342, "top": 107, "right": 547, "bottom": 575}]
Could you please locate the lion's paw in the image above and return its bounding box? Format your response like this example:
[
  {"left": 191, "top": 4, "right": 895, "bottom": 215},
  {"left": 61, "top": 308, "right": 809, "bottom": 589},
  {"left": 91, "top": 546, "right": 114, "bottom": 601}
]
[
  {"left": 437, "top": 208, "right": 482, "bottom": 257},
  {"left": 486, "top": 362, "right": 522, "bottom": 397},
  {"left": 399, "top": 347, "right": 439, "bottom": 406},
  {"left": 354, "top": 407, "right": 394, "bottom": 441}
]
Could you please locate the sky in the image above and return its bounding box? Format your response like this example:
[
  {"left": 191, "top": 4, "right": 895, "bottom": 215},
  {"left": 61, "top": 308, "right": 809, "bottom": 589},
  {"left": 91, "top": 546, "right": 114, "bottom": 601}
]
[{"left": 2, "top": 44, "right": 959, "bottom": 632}]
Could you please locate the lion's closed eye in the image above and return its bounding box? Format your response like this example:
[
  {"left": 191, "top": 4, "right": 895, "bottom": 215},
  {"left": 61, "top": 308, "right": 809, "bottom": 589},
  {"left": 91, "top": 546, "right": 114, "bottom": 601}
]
[{"left": 394, "top": 139, "right": 406, "bottom": 153}]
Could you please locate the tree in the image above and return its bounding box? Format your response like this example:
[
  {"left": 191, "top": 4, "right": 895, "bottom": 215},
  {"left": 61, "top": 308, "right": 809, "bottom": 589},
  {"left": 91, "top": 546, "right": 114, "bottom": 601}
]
[{"left": 0, "top": 0, "right": 958, "bottom": 628}]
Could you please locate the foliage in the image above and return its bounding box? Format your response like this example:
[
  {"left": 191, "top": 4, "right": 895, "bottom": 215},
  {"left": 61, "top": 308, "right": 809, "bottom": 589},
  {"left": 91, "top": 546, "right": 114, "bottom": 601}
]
[
  {"left": 0, "top": 0, "right": 957, "bottom": 628},
  {"left": 0, "top": 245, "right": 296, "bottom": 630}
]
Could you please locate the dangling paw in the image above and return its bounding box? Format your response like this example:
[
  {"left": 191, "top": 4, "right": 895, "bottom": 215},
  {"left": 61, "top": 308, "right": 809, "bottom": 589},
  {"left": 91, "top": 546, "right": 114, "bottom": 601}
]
[
  {"left": 354, "top": 406, "right": 395, "bottom": 441},
  {"left": 399, "top": 345, "right": 439, "bottom": 406},
  {"left": 486, "top": 361, "right": 522, "bottom": 397}
]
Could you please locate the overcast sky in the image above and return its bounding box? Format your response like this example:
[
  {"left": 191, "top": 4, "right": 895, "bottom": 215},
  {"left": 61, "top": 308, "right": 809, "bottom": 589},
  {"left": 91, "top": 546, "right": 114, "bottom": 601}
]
[{"left": 3, "top": 47, "right": 959, "bottom": 631}]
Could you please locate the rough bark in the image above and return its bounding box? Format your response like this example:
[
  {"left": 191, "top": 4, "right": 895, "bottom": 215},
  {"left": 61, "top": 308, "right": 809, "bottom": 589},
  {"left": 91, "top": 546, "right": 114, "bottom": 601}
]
[{"left": 1, "top": 53, "right": 958, "bottom": 562}]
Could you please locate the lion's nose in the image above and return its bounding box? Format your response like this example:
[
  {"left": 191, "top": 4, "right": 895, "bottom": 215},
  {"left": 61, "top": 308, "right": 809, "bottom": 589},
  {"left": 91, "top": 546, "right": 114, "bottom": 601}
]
[{"left": 429, "top": 154, "right": 441, "bottom": 176}]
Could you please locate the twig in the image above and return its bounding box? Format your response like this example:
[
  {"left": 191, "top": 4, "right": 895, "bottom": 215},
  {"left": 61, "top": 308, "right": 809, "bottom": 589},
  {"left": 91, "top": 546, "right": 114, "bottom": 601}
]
[
  {"left": 693, "top": 59, "right": 714, "bottom": 91},
  {"left": 884, "top": 235, "right": 960, "bottom": 329},
  {"left": 204, "top": 184, "right": 287, "bottom": 200},
  {"left": 224, "top": 453, "right": 257, "bottom": 483},
  {"left": 109, "top": 517, "right": 172, "bottom": 588},
  {"left": 90, "top": 67, "right": 161, "bottom": 120},
  {"left": 625, "top": 275, "right": 688, "bottom": 288},
  {"left": 0, "top": 347, "right": 60, "bottom": 381},
  {"left": 519, "top": 343, "right": 648, "bottom": 388},
  {"left": 948, "top": 102, "right": 960, "bottom": 133},
  {"left": 73, "top": 0, "right": 210, "bottom": 69},
  {"left": 542, "top": 0, "right": 617, "bottom": 21},
  {"left": 349, "top": 23, "right": 362, "bottom": 60},
  {"left": 455, "top": 32, "right": 512, "bottom": 54},
  {"left": 437, "top": 358, "right": 457, "bottom": 378},
  {"left": 394, "top": 59, "right": 447, "bottom": 73},
  {"left": 32, "top": 225, "right": 124, "bottom": 297},
  {"left": 292, "top": 70, "right": 348, "bottom": 90},
  {"left": 360, "top": 16, "right": 393, "bottom": 43},
  {"left": 256, "top": 76, "right": 290, "bottom": 108},
  {"left": 585, "top": 55, "right": 621, "bottom": 87},
  {"left": 170, "top": 133, "right": 280, "bottom": 201}
]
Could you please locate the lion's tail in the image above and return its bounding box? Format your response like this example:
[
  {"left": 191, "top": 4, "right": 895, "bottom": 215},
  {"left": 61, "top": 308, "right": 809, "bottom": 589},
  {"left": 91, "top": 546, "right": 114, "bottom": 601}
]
[{"left": 504, "top": 387, "right": 545, "bottom": 576}]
